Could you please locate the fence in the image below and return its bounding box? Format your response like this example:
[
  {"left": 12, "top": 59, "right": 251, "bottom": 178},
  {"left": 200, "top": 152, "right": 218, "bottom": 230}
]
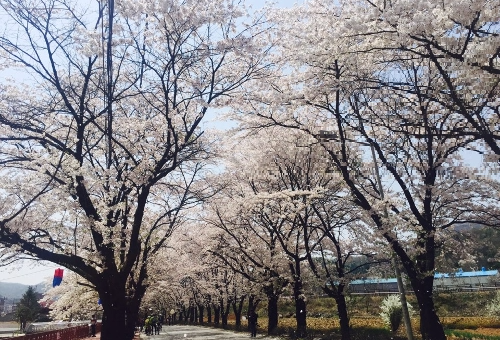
[{"left": 2, "top": 323, "right": 101, "bottom": 340}]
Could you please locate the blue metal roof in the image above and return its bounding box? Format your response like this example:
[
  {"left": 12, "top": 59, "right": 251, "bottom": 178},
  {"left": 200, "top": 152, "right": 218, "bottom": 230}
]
[
  {"left": 434, "top": 269, "right": 498, "bottom": 279},
  {"left": 350, "top": 278, "right": 397, "bottom": 285},
  {"left": 350, "top": 269, "right": 498, "bottom": 285}
]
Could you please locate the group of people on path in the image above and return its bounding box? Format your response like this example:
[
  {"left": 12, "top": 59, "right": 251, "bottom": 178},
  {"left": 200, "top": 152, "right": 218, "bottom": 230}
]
[
  {"left": 139, "top": 311, "right": 258, "bottom": 337},
  {"left": 140, "top": 314, "right": 162, "bottom": 335}
]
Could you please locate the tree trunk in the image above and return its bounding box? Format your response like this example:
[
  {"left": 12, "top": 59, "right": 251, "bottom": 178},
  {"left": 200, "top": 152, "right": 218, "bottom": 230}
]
[
  {"left": 291, "top": 261, "right": 307, "bottom": 338},
  {"left": 207, "top": 305, "right": 212, "bottom": 324},
  {"left": 213, "top": 303, "right": 220, "bottom": 325},
  {"left": 189, "top": 304, "right": 195, "bottom": 323},
  {"left": 322, "top": 282, "right": 351, "bottom": 340},
  {"left": 232, "top": 295, "right": 245, "bottom": 329},
  {"left": 267, "top": 294, "right": 279, "bottom": 335},
  {"left": 100, "top": 295, "right": 128, "bottom": 340},
  {"left": 221, "top": 298, "right": 230, "bottom": 328},
  {"left": 96, "top": 272, "right": 145, "bottom": 340},
  {"left": 294, "top": 294, "right": 307, "bottom": 338},
  {"left": 413, "top": 277, "right": 446, "bottom": 340},
  {"left": 125, "top": 299, "right": 140, "bottom": 339},
  {"left": 198, "top": 304, "right": 204, "bottom": 324},
  {"left": 398, "top": 232, "right": 445, "bottom": 340},
  {"left": 181, "top": 305, "right": 188, "bottom": 322},
  {"left": 334, "top": 293, "right": 350, "bottom": 340}
]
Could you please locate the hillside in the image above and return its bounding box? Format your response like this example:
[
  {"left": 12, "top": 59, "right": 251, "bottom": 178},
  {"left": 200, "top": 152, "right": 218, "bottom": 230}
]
[{"left": 0, "top": 282, "right": 45, "bottom": 300}]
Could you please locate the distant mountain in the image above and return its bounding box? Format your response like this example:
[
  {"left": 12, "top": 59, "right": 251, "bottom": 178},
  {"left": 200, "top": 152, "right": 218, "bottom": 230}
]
[
  {"left": 0, "top": 282, "right": 45, "bottom": 299},
  {"left": 453, "top": 223, "right": 483, "bottom": 231}
]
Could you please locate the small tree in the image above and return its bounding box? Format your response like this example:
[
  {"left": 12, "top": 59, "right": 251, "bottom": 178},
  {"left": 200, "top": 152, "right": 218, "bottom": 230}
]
[{"left": 16, "top": 287, "right": 41, "bottom": 331}]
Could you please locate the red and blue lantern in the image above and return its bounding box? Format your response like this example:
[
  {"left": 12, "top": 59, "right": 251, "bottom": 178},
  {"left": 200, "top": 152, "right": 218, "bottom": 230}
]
[{"left": 52, "top": 268, "right": 64, "bottom": 287}]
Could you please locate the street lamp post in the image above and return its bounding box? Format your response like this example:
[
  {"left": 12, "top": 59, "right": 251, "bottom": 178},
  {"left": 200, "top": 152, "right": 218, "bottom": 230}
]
[{"left": 318, "top": 131, "right": 414, "bottom": 340}]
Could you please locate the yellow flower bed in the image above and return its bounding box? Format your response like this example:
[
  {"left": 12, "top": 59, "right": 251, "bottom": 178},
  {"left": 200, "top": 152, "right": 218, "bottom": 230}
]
[
  {"left": 442, "top": 317, "right": 500, "bottom": 330},
  {"left": 243, "top": 315, "right": 500, "bottom": 338},
  {"left": 274, "top": 317, "right": 386, "bottom": 331}
]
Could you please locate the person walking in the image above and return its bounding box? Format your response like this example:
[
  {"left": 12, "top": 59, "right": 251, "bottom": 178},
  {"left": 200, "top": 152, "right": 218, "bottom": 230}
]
[
  {"left": 248, "top": 310, "right": 258, "bottom": 338},
  {"left": 90, "top": 314, "right": 97, "bottom": 337}
]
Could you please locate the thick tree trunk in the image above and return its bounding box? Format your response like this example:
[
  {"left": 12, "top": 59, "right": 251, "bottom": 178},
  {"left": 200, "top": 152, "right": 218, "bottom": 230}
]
[
  {"left": 221, "top": 298, "right": 230, "bottom": 328},
  {"left": 293, "top": 278, "right": 307, "bottom": 338},
  {"left": 267, "top": 294, "right": 279, "bottom": 335},
  {"left": 322, "top": 282, "right": 351, "bottom": 340},
  {"left": 100, "top": 293, "right": 128, "bottom": 340},
  {"left": 289, "top": 259, "right": 307, "bottom": 339},
  {"left": 334, "top": 293, "right": 350, "bottom": 340},
  {"left": 207, "top": 305, "right": 212, "bottom": 323},
  {"left": 413, "top": 277, "right": 446, "bottom": 340},
  {"left": 397, "top": 231, "right": 445, "bottom": 340},
  {"left": 294, "top": 296, "right": 307, "bottom": 338},
  {"left": 221, "top": 311, "right": 228, "bottom": 327},
  {"left": 125, "top": 299, "right": 141, "bottom": 339}
]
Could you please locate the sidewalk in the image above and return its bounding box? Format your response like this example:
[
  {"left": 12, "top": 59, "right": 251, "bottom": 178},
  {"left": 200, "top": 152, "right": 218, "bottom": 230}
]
[
  {"left": 79, "top": 332, "right": 140, "bottom": 340},
  {"left": 138, "top": 325, "right": 284, "bottom": 339}
]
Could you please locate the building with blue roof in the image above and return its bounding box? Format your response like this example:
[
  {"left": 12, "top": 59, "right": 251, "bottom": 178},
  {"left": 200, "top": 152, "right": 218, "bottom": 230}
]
[
  {"left": 348, "top": 268, "right": 499, "bottom": 293},
  {"left": 434, "top": 268, "right": 499, "bottom": 290}
]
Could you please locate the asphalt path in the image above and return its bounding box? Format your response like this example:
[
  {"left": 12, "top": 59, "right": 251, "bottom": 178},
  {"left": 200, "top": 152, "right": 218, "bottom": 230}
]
[
  {"left": 0, "top": 322, "right": 18, "bottom": 338},
  {"left": 139, "top": 325, "right": 284, "bottom": 340}
]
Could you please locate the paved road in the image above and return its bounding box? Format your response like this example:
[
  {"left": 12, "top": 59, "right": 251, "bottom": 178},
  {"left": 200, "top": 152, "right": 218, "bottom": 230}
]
[
  {"left": 0, "top": 323, "right": 19, "bottom": 338},
  {"left": 139, "top": 325, "right": 284, "bottom": 340},
  {"left": 0, "top": 329, "right": 19, "bottom": 338}
]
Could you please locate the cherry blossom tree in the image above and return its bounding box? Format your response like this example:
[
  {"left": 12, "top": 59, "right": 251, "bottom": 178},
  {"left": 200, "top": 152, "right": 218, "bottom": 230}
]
[
  {"left": 227, "top": 2, "right": 500, "bottom": 339},
  {"left": 41, "top": 273, "right": 102, "bottom": 321},
  {"left": 0, "top": 1, "right": 269, "bottom": 339},
  {"left": 205, "top": 127, "right": 375, "bottom": 338},
  {"left": 204, "top": 183, "right": 290, "bottom": 334},
  {"left": 332, "top": 0, "right": 500, "bottom": 160},
  {"left": 306, "top": 194, "right": 388, "bottom": 340}
]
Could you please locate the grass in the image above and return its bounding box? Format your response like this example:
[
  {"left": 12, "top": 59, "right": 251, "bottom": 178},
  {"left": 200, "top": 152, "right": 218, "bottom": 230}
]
[{"left": 446, "top": 329, "right": 500, "bottom": 340}]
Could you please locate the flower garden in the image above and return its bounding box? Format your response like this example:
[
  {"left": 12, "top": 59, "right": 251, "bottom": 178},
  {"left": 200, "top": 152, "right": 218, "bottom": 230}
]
[{"left": 217, "top": 292, "right": 500, "bottom": 340}]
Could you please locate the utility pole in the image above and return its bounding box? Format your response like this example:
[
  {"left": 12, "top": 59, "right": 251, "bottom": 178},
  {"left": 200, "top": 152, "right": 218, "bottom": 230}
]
[
  {"left": 318, "top": 131, "right": 414, "bottom": 339},
  {"left": 369, "top": 144, "right": 414, "bottom": 340}
]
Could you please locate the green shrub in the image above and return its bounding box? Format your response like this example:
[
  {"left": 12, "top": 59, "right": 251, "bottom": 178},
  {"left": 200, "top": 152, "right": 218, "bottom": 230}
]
[
  {"left": 379, "top": 295, "right": 413, "bottom": 333},
  {"left": 487, "top": 291, "right": 500, "bottom": 317}
]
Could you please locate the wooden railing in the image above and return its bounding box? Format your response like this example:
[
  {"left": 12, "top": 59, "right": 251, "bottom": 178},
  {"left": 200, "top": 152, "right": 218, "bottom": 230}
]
[{"left": 2, "top": 323, "right": 101, "bottom": 340}]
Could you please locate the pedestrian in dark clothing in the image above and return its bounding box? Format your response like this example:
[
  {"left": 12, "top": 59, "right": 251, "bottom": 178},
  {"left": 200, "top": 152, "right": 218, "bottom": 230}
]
[
  {"left": 248, "top": 311, "right": 258, "bottom": 337},
  {"left": 90, "top": 314, "right": 97, "bottom": 337}
]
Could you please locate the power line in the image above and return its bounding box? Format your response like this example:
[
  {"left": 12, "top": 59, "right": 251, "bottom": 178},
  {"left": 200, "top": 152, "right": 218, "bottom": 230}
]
[{"left": 0, "top": 267, "right": 59, "bottom": 282}]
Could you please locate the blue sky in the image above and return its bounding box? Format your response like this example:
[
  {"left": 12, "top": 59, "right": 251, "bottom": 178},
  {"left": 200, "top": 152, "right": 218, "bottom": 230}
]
[{"left": 0, "top": 262, "right": 59, "bottom": 286}]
